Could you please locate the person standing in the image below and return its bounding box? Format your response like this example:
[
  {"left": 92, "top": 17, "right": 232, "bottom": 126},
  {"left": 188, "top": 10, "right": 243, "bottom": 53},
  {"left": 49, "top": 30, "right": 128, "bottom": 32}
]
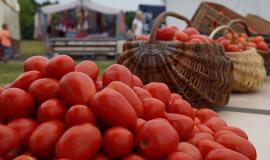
[
  {"left": 0, "top": 24, "right": 12, "bottom": 61},
  {"left": 132, "top": 11, "right": 144, "bottom": 36}
]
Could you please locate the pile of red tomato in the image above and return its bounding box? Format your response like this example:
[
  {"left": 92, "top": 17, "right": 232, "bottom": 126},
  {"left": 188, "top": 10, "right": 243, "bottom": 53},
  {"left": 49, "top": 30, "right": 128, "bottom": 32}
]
[{"left": 0, "top": 55, "right": 256, "bottom": 160}]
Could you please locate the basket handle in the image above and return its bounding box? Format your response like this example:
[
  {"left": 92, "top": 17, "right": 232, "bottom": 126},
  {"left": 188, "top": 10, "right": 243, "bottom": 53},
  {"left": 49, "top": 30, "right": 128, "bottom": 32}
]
[
  {"left": 228, "top": 19, "right": 251, "bottom": 36},
  {"left": 149, "top": 11, "right": 192, "bottom": 44},
  {"left": 209, "top": 25, "right": 236, "bottom": 43}
]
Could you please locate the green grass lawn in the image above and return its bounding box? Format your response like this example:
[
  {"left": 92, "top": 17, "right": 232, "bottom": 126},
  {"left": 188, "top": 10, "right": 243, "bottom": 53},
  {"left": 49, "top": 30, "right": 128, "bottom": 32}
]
[{"left": 20, "top": 40, "right": 46, "bottom": 57}]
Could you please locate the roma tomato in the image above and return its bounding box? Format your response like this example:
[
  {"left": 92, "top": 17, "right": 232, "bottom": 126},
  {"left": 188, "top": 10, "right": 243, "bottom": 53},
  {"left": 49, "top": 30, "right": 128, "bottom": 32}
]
[
  {"left": 257, "top": 41, "right": 268, "bottom": 51},
  {"left": 196, "top": 108, "right": 218, "bottom": 123},
  {"left": 0, "top": 124, "right": 21, "bottom": 159},
  {"left": 156, "top": 26, "right": 175, "bottom": 41},
  {"left": 204, "top": 117, "right": 226, "bottom": 132},
  {"left": 205, "top": 149, "right": 249, "bottom": 160},
  {"left": 24, "top": 56, "right": 48, "bottom": 75},
  {"left": 102, "top": 64, "right": 133, "bottom": 87},
  {"left": 58, "top": 72, "right": 96, "bottom": 106},
  {"left": 56, "top": 123, "right": 102, "bottom": 160},
  {"left": 197, "top": 124, "right": 213, "bottom": 135},
  {"left": 135, "top": 118, "right": 146, "bottom": 133},
  {"left": 29, "top": 78, "right": 59, "bottom": 104},
  {"left": 188, "top": 133, "right": 214, "bottom": 146},
  {"left": 191, "top": 125, "right": 200, "bottom": 137},
  {"left": 145, "top": 82, "right": 171, "bottom": 106},
  {"left": 167, "top": 99, "right": 195, "bottom": 120},
  {"left": 0, "top": 88, "right": 34, "bottom": 122},
  {"left": 107, "top": 81, "right": 144, "bottom": 117},
  {"left": 174, "top": 31, "right": 190, "bottom": 42},
  {"left": 122, "top": 154, "right": 146, "bottom": 160},
  {"left": 133, "top": 87, "right": 152, "bottom": 101},
  {"left": 37, "top": 98, "right": 67, "bottom": 122},
  {"left": 132, "top": 74, "right": 143, "bottom": 87},
  {"left": 218, "top": 126, "right": 248, "bottom": 139},
  {"left": 13, "top": 155, "right": 37, "bottom": 160},
  {"left": 136, "top": 118, "right": 179, "bottom": 159},
  {"left": 169, "top": 93, "right": 182, "bottom": 104},
  {"left": 75, "top": 60, "right": 99, "bottom": 81},
  {"left": 214, "top": 130, "right": 236, "bottom": 139},
  {"left": 197, "top": 140, "right": 224, "bottom": 158},
  {"left": 91, "top": 88, "right": 137, "bottom": 129},
  {"left": 7, "top": 118, "right": 38, "bottom": 150},
  {"left": 95, "top": 80, "right": 103, "bottom": 91},
  {"left": 167, "top": 152, "right": 194, "bottom": 160},
  {"left": 251, "top": 36, "right": 264, "bottom": 44},
  {"left": 176, "top": 142, "right": 202, "bottom": 160},
  {"left": 136, "top": 35, "right": 149, "bottom": 41},
  {"left": 0, "top": 87, "right": 3, "bottom": 94},
  {"left": 28, "top": 121, "right": 65, "bottom": 159},
  {"left": 65, "top": 104, "right": 96, "bottom": 127},
  {"left": 10, "top": 71, "right": 42, "bottom": 91},
  {"left": 142, "top": 97, "right": 165, "bottom": 120},
  {"left": 195, "top": 117, "right": 202, "bottom": 124},
  {"left": 45, "top": 55, "right": 75, "bottom": 79},
  {"left": 166, "top": 113, "right": 194, "bottom": 141},
  {"left": 216, "top": 134, "right": 256, "bottom": 160},
  {"left": 183, "top": 27, "right": 200, "bottom": 36},
  {"left": 103, "top": 127, "right": 134, "bottom": 159},
  {"left": 92, "top": 153, "right": 109, "bottom": 160}
]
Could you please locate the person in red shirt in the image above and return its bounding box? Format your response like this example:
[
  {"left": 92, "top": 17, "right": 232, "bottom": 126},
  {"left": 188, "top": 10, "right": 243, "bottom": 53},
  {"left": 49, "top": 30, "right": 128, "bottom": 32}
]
[{"left": 0, "top": 24, "right": 13, "bottom": 61}]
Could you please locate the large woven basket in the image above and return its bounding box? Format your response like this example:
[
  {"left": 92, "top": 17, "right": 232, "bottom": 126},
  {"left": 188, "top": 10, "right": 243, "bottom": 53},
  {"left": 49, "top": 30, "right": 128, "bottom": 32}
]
[
  {"left": 210, "top": 25, "right": 266, "bottom": 92},
  {"left": 118, "top": 12, "right": 233, "bottom": 107}
]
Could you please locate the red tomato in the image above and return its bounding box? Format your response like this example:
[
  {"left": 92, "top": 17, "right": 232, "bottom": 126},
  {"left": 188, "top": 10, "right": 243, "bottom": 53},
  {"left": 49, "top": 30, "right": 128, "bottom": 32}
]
[
  {"left": 24, "top": 56, "right": 48, "bottom": 75},
  {"left": 58, "top": 72, "right": 96, "bottom": 106},
  {"left": 132, "top": 74, "right": 143, "bottom": 87},
  {"left": 167, "top": 99, "right": 195, "bottom": 120},
  {"left": 257, "top": 41, "right": 268, "bottom": 51},
  {"left": 107, "top": 81, "right": 144, "bottom": 117},
  {"left": 167, "top": 152, "right": 194, "bottom": 160},
  {"left": 183, "top": 27, "right": 200, "bottom": 36},
  {"left": 91, "top": 88, "right": 137, "bottom": 129},
  {"left": 156, "top": 26, "right": 175, "bottom": 41},
  {"left": 7, "top": 118, "right": 38, "bottom": 150},
  {"left": 195, "top": 117, "right": 202, "bottom": 124},
  {"left": 37, "top": 99, "right": 67, "bottom": 122},
  {"left": 136, "top": 118, "right": 179, "bottom": 159},
  {"left": 0, "top": 124, "right": 21, "bottom": 159},
  {"left": 103, "top": 127, "right": 134, "bottom": 159},
  {"left": 251, "top": 36, "right": 264, "bottom": 44},
  {"left": 174, "top": 31, "right": 190, "bottom": 42},
  {"left": 145, "top": 82, "right": 171, "bottom": 106},
  {"left": 13, "top": 155, "right": 37, "bottom": 160},
  {"left": 166, "top": 113, "right": 194, "bottom": 141},
  {"left": 102, "top": 64, "right": 133, "bottom": 87},
  {"left": 197, "top": 124, "right": 213, "bottom": 135},
  {"left": 0, "top": 88, "right": 34, "bottom": 122},
  {"left": 133, "top": 87, "right": 152, "bottom": 101},
  {"left": 196, "top": 108, "right": 218, "bottom": 123},
  {"left": 10, "top": 71, "right": 42, "bottom": 91},
  {"left": 214, "top": 130, "right": 237, "bottom": 139},
  {"left": 218, "top": 126, "right": 248, "bottom": 139},
  {"left": 56, "top": 123, "right": 102, "bottom": 160},
  {"left": 190, "top": 35, "right": 211, "bottom": 43},
  {"left": 0, "top": 87, "right": 3, "bottom": 94},
  {"left": 227, "top": 44, "right": 241, "bottom": 52},
  {"left": 28, "top": 121, "right": 65, "bottom": 159},
  {"left": 95, "top": 80, "right": 103, "bottom": 91},
  {"left": 45, "top": 55, "right": 75, "bottom": 79},
  {"left": 29, "top": 78, "right": 59, "bottom": 104},
  {"left": 92, "top": 153, "right": 109, "bottom": 160},
  {"left": 169, "top": 93, "right": 182, "bottom": 104},
  {"left": 219, "top": 39, "right": 231, "bottom": 49},
  {"left": 135, "top": 118, "right": 146, "bottom": 133},
  {"left": 191, "top": 125, "right": 200, "bottom": 137},
  {"left": 188, "top": 133, "right": 214, "bottom": 146},
  {"left": 65, "top": 104, "right": 96, "bottom": 127},
  {"left": 75, "top": 60, "right": 99, "bottom": 81},
  {"left": 176, "top": 142, "right": 202, "bottom": 160},
  {"left": 204, "top": 117, "right": 226, "bottom": 132},
  {"left": 216, "top": 134, "right": 256, "bottom": 160},
  {"left": 204, "top": 149, "right": 249, "bottom": 160},
  {"left": 189, "top": 38, "right": 203, "bottom": 43},
  {"left": 122, "top": 154, "right": 146, "bottom": 160},
  {"left": 136, "top": 35, "right": 149, "bottom": 41},
  {"left": 197, "top": 140, "right": 225, "bottom": 158},
  {"left": 142, "top": 97, "right": 165, "bottom": 120}
]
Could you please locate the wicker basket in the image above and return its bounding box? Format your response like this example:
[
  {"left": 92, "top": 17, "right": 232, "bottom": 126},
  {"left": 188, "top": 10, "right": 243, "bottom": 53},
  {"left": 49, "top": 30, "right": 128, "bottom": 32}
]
[
  {"left": 210, "top": 25, "right": 266, "bottom": 92},
  {"left": 191, "top": 2, "right": 245, "bottom": 35},
  {"left": 118, "top": 12, "right": 233, "bottom": 107}
]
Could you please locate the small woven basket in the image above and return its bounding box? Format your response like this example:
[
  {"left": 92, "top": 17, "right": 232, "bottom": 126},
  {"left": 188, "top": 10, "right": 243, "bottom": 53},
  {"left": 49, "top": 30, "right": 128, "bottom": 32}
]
[
  {"left": 210, "top": 25, "right": 266, "bottom": 92},
  {"left": 118, "top": 12, "right": 233, "bottom": 107}
]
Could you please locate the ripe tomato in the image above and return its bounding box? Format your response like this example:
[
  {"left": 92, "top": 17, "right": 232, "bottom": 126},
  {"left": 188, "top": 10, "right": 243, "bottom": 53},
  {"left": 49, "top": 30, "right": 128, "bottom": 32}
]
[
  {"left": 37, "top": 98, "right": 67, "bottom": 122},
  {"left": 65, "top": 104, "right": 96, "bottom": 127},
  {"left": 133, "top": 87, "right": 152, "bottom": 101},
  {"left": 103, "top": 127, "right": 134, "bottom": 159},
  {"left": 196, "top": 108, "right": 218, "bottom": 123},
  {"left": 167, "top": 152, "right": 194, "bottom": 160},
  {"left": 24, "top": 56, "right": 48, "bottom": 75},
  {"left": 13, "top": 155, "right": 37, "bottom": 160},
  {"left": 191, "top": 125, "right": 200, "bottom": 137},
  {"left": 195, "top": 117, "right": 202, "bottom": 124},
  {"left": 0, "top": 88, "right": 34, "bottom": 122},
  {"left": 176, "top": 142, "right": 202, "bottom": 160},
  {"left": 166, "top": 113, "right": 194, "bottom": 141},
  {"left": 0, "top": 87, "right": 3, "bottom": 94},
  {"left": 251, "top": 36, "right": 264, "bottom": 44},
  {"left": 204, "top": 117, "right": 226, "bottom": 132},
  {"left": 45, "top": 55, "right": 75, "bottom": 79},
  {"left": 10, "top": 71, "right": 42, "bottom": 91},
  {"left": 91, "top": 88, "right": 137, "bottom": 129},
  {"left": 107, "top": 81, "right": 144, "bottom": 117},
  {"left": 169, "top": 93, "right": 182, "bottom": 104},
  {"left": 188, "top": 133, "right": 214, "bottom": 146},
  {"left": 75, "top": 60, "right": 99, "bottom": 81},
  {"left": 56, "top": 123, "right": 102, "bottom": 160},
  {"left": 136, "top": 118, "right": 179, "bottom": 159},
  {"left": 29, "top": 78, "right": 59, "bottom": 104},
  {"left": 28, "top": 121, "right": 65, "bottom": 159},
  {"left": 142, "top": 97, "right": 165, "bottom": 120},
  {"left": 145, "top": 82, "right": 171, "bottom": 106},
  {"left": 216, "top": 134, "right": 256, "bottom": 160},
  {"left": 257, "top": 41, "right": 268, "bottom": 51},
  {"left": 0, "top": 125, "right": 21, "bottom": 159},
  {"left": 183, "top": 27, "right": 200, "bottom": 36},
  {"left": 102, "top": 64, "right": 133, "bottom": 87},
  {"left": 156, "top": 26, "right": 175, "bottom": 41},
  {"left": 214, "top": 130, "right": 236, "bottom": 139},
  {"left": 7, "top": 118, "right": 38, "bottom": 150},
  {"left": 95, "top": 80, "right": 103, "bottom": 91},
  {"left": 167, "top": 99, "right": 195, "bottom": 120},
  {"left": 196, "top": 124, "right": 213, "bottom": 135},
  {"left": 204, "top": 148, "right": 249, "bottom": 160},
  {"left": 58, "top": 72, "right": 96, "bottom": 106},
  {"left": 227, "top": 44, "right": 241, "bottom": 52},
  {"left": 197, "top": 140, "right": 224, "bottom": 158},
  {"left": 218, "top": 126, "right": 248, "bottom": 139},
  {"left": 122, "top": 154, "right": 146, "bottom": 160},
  {"left": 174, "top": 31, "right": 190, "bottom": 42},
  {"left": 135, "top": 118, "right": 146, "bottom": 133},
  {"left": 132, "top": 74, "right": 143, "bottom": 87},
  {"left": 219, "top": 39, "right": 231, "bottom": 49},
  {"left": 92, "top": 153, "right": 109, "bottom": 160},
  {"left": 136, "top": 35, "right": 149, "bottom": 41}
]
